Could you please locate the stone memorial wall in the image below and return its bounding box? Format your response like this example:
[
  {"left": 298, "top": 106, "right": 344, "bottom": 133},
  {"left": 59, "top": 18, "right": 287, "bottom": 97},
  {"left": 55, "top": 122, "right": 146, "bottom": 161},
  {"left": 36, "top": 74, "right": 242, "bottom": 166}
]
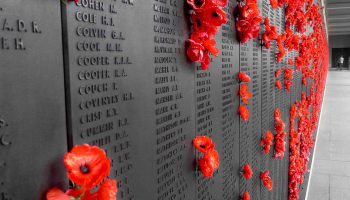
[
  {"left": 0, "top": 0, "right": 67, "bottom": 199},
  {"left": 0, "top": 0, "right": 328, "bottom": 199}
]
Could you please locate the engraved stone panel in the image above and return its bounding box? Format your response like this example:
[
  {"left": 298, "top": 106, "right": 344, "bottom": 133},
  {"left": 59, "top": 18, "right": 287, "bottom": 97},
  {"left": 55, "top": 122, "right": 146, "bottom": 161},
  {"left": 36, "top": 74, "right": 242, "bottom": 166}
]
[
  {"left": 0, "top": 0, "right": 67, "bottom": 199},
  {"left": 260, "top": 2, "right": 276, "bottom": 199},
  {"left": 62, "top": 0, "right": 196, "bottom": 199},
  {"left": 238, "top": 1, "right": 262, "bottom": 199},
  {"left": 194, "top": 0, "right": 240, "bottom": 199}
]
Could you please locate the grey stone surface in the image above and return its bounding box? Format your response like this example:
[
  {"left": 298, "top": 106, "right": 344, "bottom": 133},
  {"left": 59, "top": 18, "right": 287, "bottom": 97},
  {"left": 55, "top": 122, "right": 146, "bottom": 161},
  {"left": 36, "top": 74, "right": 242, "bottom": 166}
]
[{"left": 308, "top": 71, "right": 350, "bottom": 200}]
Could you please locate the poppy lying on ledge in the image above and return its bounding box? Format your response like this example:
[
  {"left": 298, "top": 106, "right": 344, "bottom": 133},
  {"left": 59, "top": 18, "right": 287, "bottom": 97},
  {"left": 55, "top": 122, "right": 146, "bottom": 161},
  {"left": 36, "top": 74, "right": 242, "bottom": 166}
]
[
  {"left": 193, "top": 136, "right": 220, "bottom": 178},
  {"left": 46, "top": 144, "right": 117, "bottom": 200}
]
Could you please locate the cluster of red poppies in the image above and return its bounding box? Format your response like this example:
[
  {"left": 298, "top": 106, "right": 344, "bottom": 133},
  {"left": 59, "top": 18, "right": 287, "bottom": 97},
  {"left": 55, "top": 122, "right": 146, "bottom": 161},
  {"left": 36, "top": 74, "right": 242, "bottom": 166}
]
[
  {"left": 260, "top": 131, "right": 274, "bottom": 154},
  {"left": 236, "top": 0, "right": 262, "bottom": 43},
  {"left": 284, "top": 1, "right": 328, "bottom": 199},
  {"left": 185, "top": 0, "right": 228, "bottom": 70},
  {"left": 261, "top": 15, "right": 289, "bottom": 63},
  {"left": 273, "top": 108, "right": 286, "bottom": 159},
  {"left": 46, "top": 144, "right": 117, "bottom": 200},
  {"left": 237, "top": 72, "right": 251, "bottom": 121},
  {"left": 288, "top": 93, "right": 311, "bottom": 199},
  {"left": 262, "top": 18, "right": 279, "bottom": 49},
  {"left": 288, "top": 103, "right": 303, "bottom": 200},
  {"left": 235, "top": 0, "right": 327, "bottom": 198},
  {"left": 260, "top": 170, "right": 273, "bottom": 191},
  {"left": 274, "top": 67, "right": 294, "bottom": 91},
  {"left": 193, "top": 136, "right": 220, "bottom": 177},
  {"left": 261, "top": 17, "right": 286, "bottom": 63},
  {"left": 276, "top": 34, "right": 286, "bottom": 63},
  {"left": 284, "top": 28, "right": 300, "bottom": 52}
]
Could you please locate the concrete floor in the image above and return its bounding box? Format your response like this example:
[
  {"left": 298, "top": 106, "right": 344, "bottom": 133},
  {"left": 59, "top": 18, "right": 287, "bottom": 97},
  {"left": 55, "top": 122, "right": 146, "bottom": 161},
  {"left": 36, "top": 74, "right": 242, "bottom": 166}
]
[{"left": 307, "top": 70, "right": 350, "bottom": 200}]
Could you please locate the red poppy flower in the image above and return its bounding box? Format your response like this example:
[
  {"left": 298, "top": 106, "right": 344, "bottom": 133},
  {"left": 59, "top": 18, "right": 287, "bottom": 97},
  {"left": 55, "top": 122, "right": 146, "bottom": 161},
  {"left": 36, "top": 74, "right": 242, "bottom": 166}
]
[
  {"left": 236, "top": 20, "right": 259, "bottom": 43},
  {"left": 238, "top": 2, "right": 260, "bottom": 19},
  {"left": 202, "top": 39, "right": 220, "bottom": 56},
  {"left": 187, "top": 0, "right": 204, "bottom": 10},
  {"left": 239, "top": 84, "right": 252, "bottom": 105},
  {"left": 274, "top": 108, "right": 286, "bottom": 158},
  {"left": 274, "top": 116, "right": 285, "bottom": 133},
  {"left": 238, "top": 72, "right": 251, "bottom": 82},
  {"left": 97, "top": 179, "right": 118, "bottom": 200},
  {"left": 295, "top": 56, "right": 304, "bottom": 71},
  {"left": 193, "top": 136, "right": 215, "bottom": 153},
  {"left": 284, "top": 80, "right": 293, "bottom": 92},
  {"left": 284, "top": 68, "right": 293, "bottom": 91},
  {"left": 199, "top": 6, "right": 227, "bottom": 26},
  {"left": 190, "top": 31, "right": 209, "bottom": 43},
  {"left": 239, "top": 105, "right": 249, "bottom": 121},
  {"left": 64, "top": 144, "right": 111, "bottom": 190},
  {"left": 242, "top": 191, "right": 250, "bottom": 200},
  {"left": 46, "top": 188, "right": 71, "bottom": 200},
  {"left": 198, "top": 149, "right": 220, "bottom": 177},
  {"left": 276, "top": 34, "right": 286, "bottom": 63},
  {"left": 186, "top": 39, "right": 205, "bottom": 62},
  {"left": 284, "top": 68, "right": 293, "bottom": 80},
  {"left": 274, "top": 109, "right": 285, "bottom": 133},
  {"left": 191, "top": 15, "right": 219, "bottom": 38},
  {"left": 275, "top": 80, "right": 282, "bottom": 90},
  {"left": 260, "top": 170, "right": 273, "bottom": 190},
  {"left": 261, "top": 131, "right": 274, "bottom": 154},
  {"left": 68, "top": 0, "right": 78, "bottom": 3},
  {"left": 273, "top": 131, "right": 286, "bottom": 159},
  {"left": 269, "top": 0, "right": 278, "bottom": 8},
  {"left": 275, "top": 69, "right": 282, "bottom": 77},
  {"left": 242, "top": 163, "right": 253, "bottom": 180}
]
